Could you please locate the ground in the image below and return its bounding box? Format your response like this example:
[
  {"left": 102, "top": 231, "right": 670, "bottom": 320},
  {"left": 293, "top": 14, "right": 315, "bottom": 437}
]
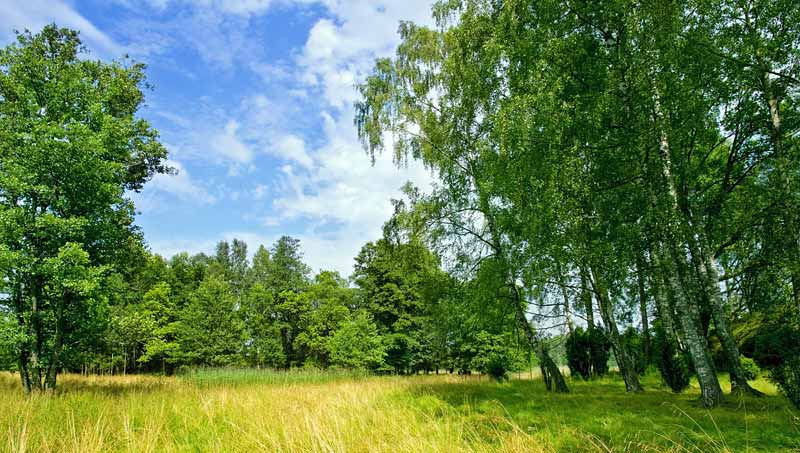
[{"left": 0, "top": 370, "right": 796, "bottom": 452}]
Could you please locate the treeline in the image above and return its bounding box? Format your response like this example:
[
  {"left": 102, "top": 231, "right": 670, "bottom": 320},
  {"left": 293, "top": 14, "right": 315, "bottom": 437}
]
[
  {"left": 356, "top": 0, "right": 800, "bottom": 408},
  {"left": 1, "top": 231, "right": 534, "bottom": 378}
]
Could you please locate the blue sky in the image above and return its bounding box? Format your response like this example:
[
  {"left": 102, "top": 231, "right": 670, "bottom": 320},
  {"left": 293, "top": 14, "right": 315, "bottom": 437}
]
[{"left": 0, "top": 0, "right": 435, "bottom": 277}]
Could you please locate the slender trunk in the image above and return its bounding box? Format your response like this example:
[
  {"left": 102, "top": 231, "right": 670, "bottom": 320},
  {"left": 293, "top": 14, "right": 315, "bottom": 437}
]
[
  {"left": 635, "top": 250, "right": 650, "bottom": 362},
  {"left": 14, "top": 283, "right": 32, "bottom": 394},
  {"left": 653, "top": 84, "right": 722, "bottom": 407},
  {"left": 650, "top": 248, "right": 678, "bottom": 341},
  {"left": 45, "top": 295, "right": 67, "bottom": 392},
  {"left": 764, "top": 79, "right": 800, "bottom": 313},
  {"left": 580, "top": 270, "right": 594, "bottom": 328},
  {"left": 512, "top": 289, "right": 569, "bottom": 392},
  {"left": 698, "top": 255, "right": 761, "bottom": 395},
  {"left": 589, "top": 268, "right": 643, "bottom": 392},
  {"left": 29, "top": 281, "right": 43, "bottom": 392},
  {"left": 559, "top": 275, "right": 574, "bottom": 334},
  {"left": 472, "top": 171, "right": 568, "bottom": 392},
  {"left": 668, "top": 243, "right": 723, "bottom": 407}
]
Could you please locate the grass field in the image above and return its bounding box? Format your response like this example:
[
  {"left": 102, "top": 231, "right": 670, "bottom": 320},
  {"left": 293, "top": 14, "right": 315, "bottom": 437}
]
[{"left": 0, "top": 370, "right": 797, "bottom": 452}]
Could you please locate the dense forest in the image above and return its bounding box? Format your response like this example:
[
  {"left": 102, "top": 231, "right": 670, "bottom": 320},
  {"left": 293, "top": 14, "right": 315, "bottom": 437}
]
[{"left": 1, "top": 0, "right": 799, "bottom": 416}]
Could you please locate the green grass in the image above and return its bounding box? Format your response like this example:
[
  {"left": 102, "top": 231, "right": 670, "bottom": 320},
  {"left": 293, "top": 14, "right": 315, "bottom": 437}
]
[
  {"left": 178, "top": 367, "right": 372, "bottom": 387},
  {"left": 404, "top": 372, "right": 799, "bottom": 451},
  {"left": 0, "top": 370, "right": 796, "bottom": 452}
]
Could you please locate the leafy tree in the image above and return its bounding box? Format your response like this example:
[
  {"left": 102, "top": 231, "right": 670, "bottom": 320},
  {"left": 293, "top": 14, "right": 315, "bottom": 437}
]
[
  {"left": 173, "top": 276, "right": 244, "bottom": 367},
  {"left": 294, "top": 271, "right": 353, "bottom": 367},
  {"left": 241, "top": 282, "right": 284, "bottom": 368},
  {"left": 469, "top": 331, "right": 525, "bottom": 382},
  {"left": 353, "top": 233, "right": 448, "bottom": 374},
  {"left": 0, "top": 25, "right": 168, "bottom": 392},
  {"left": 327, "top": 311, "right": 387, "bottom": 370},
  {"left": 137, "top": 282, "right": 179, "bottom": 373}
]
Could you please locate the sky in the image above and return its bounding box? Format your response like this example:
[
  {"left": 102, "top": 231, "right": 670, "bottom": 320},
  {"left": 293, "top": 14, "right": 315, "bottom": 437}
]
[{"left": 0, "top": 0, "right": 437, "bottom": 277}]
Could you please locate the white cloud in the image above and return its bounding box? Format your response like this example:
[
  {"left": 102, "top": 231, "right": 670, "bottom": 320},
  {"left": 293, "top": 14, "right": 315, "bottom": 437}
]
[
  {"left": 270, "top": 112, "right": 434, "bottom": 276},
  {"left": 133, "top": 159, "right": 217, "bottom": 212},
  {"left": 0, "top": 0, "right": 125, "bottom": 57},
  {"left": 210, "top": 120, "right": 255, "bottom": 164},
  {"left": 274, "top": 135, "right": 313, "bottom": 169},
  {"left": 297, "top": 0, "right": 436, "bottom": 109}
]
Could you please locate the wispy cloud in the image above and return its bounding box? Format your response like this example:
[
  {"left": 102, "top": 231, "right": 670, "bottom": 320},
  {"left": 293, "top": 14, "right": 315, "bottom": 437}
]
[{"left": 0, "top": 0, "right": 125, "bottom": 57}]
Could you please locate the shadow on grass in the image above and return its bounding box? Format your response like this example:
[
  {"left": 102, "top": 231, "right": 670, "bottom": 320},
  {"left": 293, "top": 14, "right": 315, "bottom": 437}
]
[{"left": 402, "top": 373, "right": 800, "bottom": 452}]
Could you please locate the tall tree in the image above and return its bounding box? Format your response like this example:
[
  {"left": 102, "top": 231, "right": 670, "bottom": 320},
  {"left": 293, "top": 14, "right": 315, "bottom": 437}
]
[{"left": 0, "top": 25, "right": 168, "bottom": 392}]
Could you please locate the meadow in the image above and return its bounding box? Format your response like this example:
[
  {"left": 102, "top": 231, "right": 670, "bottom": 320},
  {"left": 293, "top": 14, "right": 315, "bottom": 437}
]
[{"left": 0, "top": 370, "right": 797, "bottom": 452}]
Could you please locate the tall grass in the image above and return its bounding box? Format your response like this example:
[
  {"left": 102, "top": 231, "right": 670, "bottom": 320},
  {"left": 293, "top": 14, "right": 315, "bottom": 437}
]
[
  {"left": 178, "top": 367, "right": 371, "bottom": 387},
  {"left": 0, "top": 370, "right": 796, "bottom": 452}
]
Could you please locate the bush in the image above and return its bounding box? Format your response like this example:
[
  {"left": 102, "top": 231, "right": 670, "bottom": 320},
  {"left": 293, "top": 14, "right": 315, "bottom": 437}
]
[
  {"left": 740, "top": 356, "right": 760, "bottom": 381},
  {"left": 566, "top": 327, "right": 592, "bottom": 380},
  {"left": 768, "top": 357, "right": 800, "bottom": 409},
  {"left": 566, "top": 326, "right": 611, "bottom": 380},
  {"left": 588, "top": 327, "right": 611, "bottom": 377},
  {"left": 621, "top": 327, "right": 648, "bottom": 376},
  {"left": 470, "top": 331, "right": 520, "bottom": 382},
  {"left": 753, "top": 312, "right": 800, "bottom": 409},
  {"left": 327, "top": 312, "right": 387, "bottom": 370},
  {"left": 653, "top": 322, "right": 690, "bottom": 393}
]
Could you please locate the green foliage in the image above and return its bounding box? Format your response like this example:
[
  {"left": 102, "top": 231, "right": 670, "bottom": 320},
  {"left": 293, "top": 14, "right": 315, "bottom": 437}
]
[
  {"left": 653, "top": 323, "right": 691, "bottom": 393},
  {"left": 588, "top": 327, "right": 611, "bottom": 378},
  {"left": 352, "top": 231, "right": 451, "bottom": 374},
  {"left": 740, "top": 357, "right": 761, "bottom": 381},
  {"left": 0, "top": 25, "right": 168, "bottom": 390},
  {"left": 327, "top": 312, "right": 387, "bottom": 370},
  {"left": 566, "top": 327, "right": 611, "bottom": 380},
  {"left": 468, "top": 331, "right": 524, "bottom": 382},
  {"left": 173, "top": 276, "right": 244, "bottom": 367},
  {"left": 566, "top": 327, "right": 592, "bottom": 380},
  {"left": 753, "top": 310, "right": 800, "bottom": 409},
  {"left": 620, "top": 327, "right": 648, "bottom": 376},
  {"left": 0, "top": 314, "right": 18, "bottom": 370}
]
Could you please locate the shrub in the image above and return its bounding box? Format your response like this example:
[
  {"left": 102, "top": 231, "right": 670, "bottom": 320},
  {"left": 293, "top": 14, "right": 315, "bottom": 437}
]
[
  {"left": 768, "top": 357, "right": 800, "bottom": 409},
  {"left": 566, "top": 326, "right": 611, "bottom": 379},
  {"left": 566, "top": 327, "right": 592, "bottom": 380},
  {"left": 739, "top": 356, "right": 760, "bottom": 381},
  {"left": 587, "top": 327, "right": 611, "bottom": 377},
  {"left": 470, "top": 331, "right": 519, "bottom": 381},
  {"left": 621, "top": 327, "right": 648, "bottom": 376},
  {"left": 653, "top": 323, "right": 690, "bottom": 393},
  {"left": 753, "top": 312, "right": 800, "bottom": 409}
]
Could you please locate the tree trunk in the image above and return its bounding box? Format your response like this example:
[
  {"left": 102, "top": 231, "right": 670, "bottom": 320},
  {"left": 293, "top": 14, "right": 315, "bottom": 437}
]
[
  {"left": 29, "top": 282, "right": 44, "bottom": 392},
  {"left": 45, "top": 298, "right": 66, "bottom": 392},
  {"left": 668, "top": 245, "right": 724, "bottom": 407},
  {"left": 559, "top": 275, "right": 574, "bottom": 334},
  {"left": 763, "top": 79, "right": 800, "bottom": 314},
  {"left": 14, "top": 283, "right": 33, "bottom": 394},
  {"left": 698, "top": 254, "right": 761, "bottom": 395},
  {"left": 580, "top": 269, "right": 594, "bottom": 328},
  {"left": 652, "top": 84, "right": 723, "bottom": 407},
  {"left": 635, "top": 250, "right": 650, "bottom": 362},
  {"left": 513, "top": 293, "right": 568, "bottom": 392},
  {"left": 589, "top": 268, "right": 643, "bottom": 392}
]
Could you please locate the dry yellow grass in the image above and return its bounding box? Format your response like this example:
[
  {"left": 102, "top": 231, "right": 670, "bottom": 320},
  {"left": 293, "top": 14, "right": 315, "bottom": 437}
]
[
  {"left": 0, "top": 373, "right": 549, "bottom": 453},
  {"left": 0, "top": 371, "right": 796, "bottom": 452}
]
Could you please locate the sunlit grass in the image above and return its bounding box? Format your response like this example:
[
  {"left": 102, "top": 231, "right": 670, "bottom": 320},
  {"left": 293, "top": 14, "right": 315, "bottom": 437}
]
[{"left": 0, "top": 370, "right": 796, "bottom": 452}]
